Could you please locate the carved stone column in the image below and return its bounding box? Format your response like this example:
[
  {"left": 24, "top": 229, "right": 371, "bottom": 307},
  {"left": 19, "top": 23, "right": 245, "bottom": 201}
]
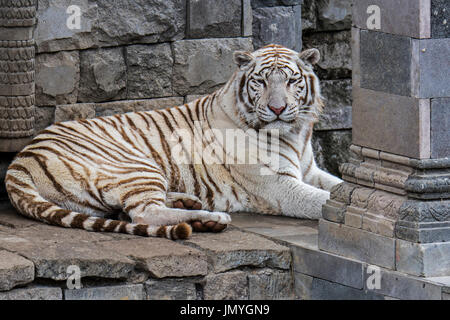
[
  {"left": 318, "top": 0, "right": 450, "bottom": 277},
  {"left": 0, "top": 0, "right": 36, "bottom": 152}
]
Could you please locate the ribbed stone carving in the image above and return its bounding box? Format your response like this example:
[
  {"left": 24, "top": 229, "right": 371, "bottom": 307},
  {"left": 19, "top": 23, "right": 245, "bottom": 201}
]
[{"left": 0, "top": 0, "right": 35, "bottom": 142}]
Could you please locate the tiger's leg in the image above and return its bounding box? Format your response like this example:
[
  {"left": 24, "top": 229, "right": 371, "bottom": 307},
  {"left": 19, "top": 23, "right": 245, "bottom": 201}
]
[{"left": 165, "top": 192, "right": 227, "bottom": 232}]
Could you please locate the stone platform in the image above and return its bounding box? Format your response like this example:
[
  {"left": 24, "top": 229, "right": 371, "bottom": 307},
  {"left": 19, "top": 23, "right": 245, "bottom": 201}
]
[{"left": 0, "top": 202, "right": 449, "bottom": 300}]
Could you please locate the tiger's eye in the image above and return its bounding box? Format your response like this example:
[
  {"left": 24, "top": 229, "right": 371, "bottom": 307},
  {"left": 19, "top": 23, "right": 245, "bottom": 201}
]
[{"left": 288, "top": 78, "right": 298, "bottom": 85}]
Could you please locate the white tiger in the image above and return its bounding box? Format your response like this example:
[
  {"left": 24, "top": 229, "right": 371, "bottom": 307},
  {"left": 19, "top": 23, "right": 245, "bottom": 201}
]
[{"left": 5, "top": 44, "right": 342, "bottom": 240}]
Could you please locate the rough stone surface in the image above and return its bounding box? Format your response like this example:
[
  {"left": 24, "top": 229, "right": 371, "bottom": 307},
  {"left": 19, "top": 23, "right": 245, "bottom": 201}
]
[
  {"left": 432, "top": 0, "right": 450, "bottom": 38},
  {"left": 78, "top": 48, "right": 126, "bottom": 102},
  {"left": 101, "top": 238, "right": 207, "bottom": 278},
  {"left": 0, "top": 285, "right": 62, "bottom": 300},
  {"left": 203, "top": 271, "right": 248, "bottom": 300},
  {"left": 184, "top": 229, "right": 291, "bottom": 273},
  {"left": 302, "top": 31, "right": 351, "bottom": 80},
  {"left": 301, "top": 0, "right": 318, "bottom": 32},
  {"left": 252, "top": 5, "right": 302, "bottom": 51},
  {"left": 94, "top": 97, "right": 184, "bottom": 117},
  {"left": 291, "top": 244, "right": 363, "bottom": 289},
  {"left": 145, "top": 279, "right": 197, "bottom": 300},
  {"left": 318, "top": 219, "right": 396, "bottom": 269},
  {"left": 317, "top": 0, "right": 352, "bottom": 31},
  {"left": 34, "top": 106, "right": 55, "bottom": 133},
  {"left": 35, "top": 0, "right": 186, "bottom": 53},
  {"left": 352, "top": 86, "right": 430, "bottom": 159},
  {"left": 187, "top": 0, "right": 242, "bottom": 38},
  {"left": 312, "top": 129, "right": 352, "bottom": 177},
  {"left": 251, "top": 0, "right": 303, "bottom": 8},
  {"left": 127, "top": 44, "right": 173, "bottom": 99},
  {"left": 65, "top": 284, "right": 145, "bottom": 300},
  {"left": 0, "top": 250, "right": 34, "bottom": 291},
  {"left": 360, "top": 30, "right": 411, "bottom": 97},
  {"left": 431, "top": 98, "right": 450, "bottom": 158},
  {"left": 396, "top": 239, "right": 450, "bottom": 277},
  {"left": 35, "top": 51, "right": 79, "bottom": 106},
  {"left": 248, "top": 269, "right": 294, "bottom": 300},
  {"left": 363, "top": 266, "right": 442, "bottom": 300},
  {"left": 173, "top": 38, "right": 253, "bottom": 96},
  {"left": 55, "top": 103, "right": 95, "bottom": 123}
]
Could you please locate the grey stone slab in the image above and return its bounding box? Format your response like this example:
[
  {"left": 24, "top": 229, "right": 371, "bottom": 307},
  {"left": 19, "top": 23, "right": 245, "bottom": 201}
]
[
  {"left": 294, "top": 272, "right": 386, "bottom": 300},
  {"left": 0, "top": 285, "right": 62, "bottom": 300},
  {"left": 34, "top": 106, "right": 55, "bottom": 133},
  {"left": 78, "top": 47, "right": 126, "bottom": 102},
  {"left": 291, "top": 243, "right": 364, "bottom": 289},
  {"left": 94, "top": 97, "right": 184, "bottom": 117},
  {"left": 0, "top": 250, "right": 34, "bottom": 291},
  {"left": 432, "top": 0, "right": 450, "bottom": 38},
  {"left": 352, "top": 86, "right": 431, "bottom": 159},
  {"left": 248, "top": 269, "right": 294, "bottom": 300},
  {"left": 318, "top": 219, "right": 396, "bottom": 269},
  {"left": 145, "top": 279, "right": 197, "bottom": 300},
  {"left": 187, "top": 0, "right": 242, "bottom": 38},
  {"left": 55, "top": 103, "right": 96, "bottom": 123},
  {"left": 414, "top": 38, "right": 450, "bottom": 98},
  {"left": 127, "top": 44, "right": 173, "bottom": 99},
  {"left": 101, "top": 238, "right": 207, "bottom": 278},
  {"left": 184, "top": 229, "right": 291, "bottom": 273},
  {"left": 431, "top": 98, "right": 450, "bottom": 158},
  {"left": 352, "top": 0, "right": 431, "bottom": 38},
  {"left": 172, "top": 38, "right": 253, "bottom": 96},
  {"left": 352, "top": 27, "right": 361, "bottom": 88},
  {"left": 242, "top": 0, "right": 253, "bottom": 37},
  {"left": 360, "top": 30, "right": 411, "bottom": 96},
  {"left": 251, "top": 0, "right": 303, "bottom": 8},
  {"left": 396, "top": 239, "right": 450, "bottom": 277},
  {"left": 65, "top": 284, "right": 144, "bottom": 300},
  {"left": 203, "top": 271, "right": 248, "bottom": 300},
  {"left": 363, "top": 266, "right": 442, "bottom": 300},
  {"left": 317, "top": 0, "right": 352, "bottom": 31},
  {"left": 252, "top": 5, "right": 302, "bottom": 51}
]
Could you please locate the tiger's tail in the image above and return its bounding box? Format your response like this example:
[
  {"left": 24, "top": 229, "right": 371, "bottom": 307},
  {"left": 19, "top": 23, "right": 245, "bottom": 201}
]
[{"left": 4, "top": 163, "right": 192, "bottom": 240}]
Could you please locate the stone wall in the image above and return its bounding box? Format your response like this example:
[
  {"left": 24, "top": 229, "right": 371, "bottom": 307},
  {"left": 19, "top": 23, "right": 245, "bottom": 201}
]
[{"left": 0, "top": 0, "right": 353, "bottom": 197}]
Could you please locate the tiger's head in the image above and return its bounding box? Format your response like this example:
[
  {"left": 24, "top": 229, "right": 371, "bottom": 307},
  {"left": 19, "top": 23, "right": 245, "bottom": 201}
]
[{"left": 231, "top": 44, "right": 324, "bottom": 134}]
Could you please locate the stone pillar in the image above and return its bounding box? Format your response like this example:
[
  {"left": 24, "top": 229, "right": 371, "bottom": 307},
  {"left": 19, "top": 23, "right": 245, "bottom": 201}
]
[
  {"left": 0, "top": 0, "right": 36, "bottom": 152},
  {"left": 319, "top": 0, "right": 450, "bottom": 277}
]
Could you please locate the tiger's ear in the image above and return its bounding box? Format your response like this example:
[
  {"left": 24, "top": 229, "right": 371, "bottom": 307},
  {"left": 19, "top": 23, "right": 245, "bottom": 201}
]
[
  {"left": 299, "top": 48, "right": 320, "bottom": 65},
  {"left": 233, "top": 51, "right": 253, "bottom": 68}
]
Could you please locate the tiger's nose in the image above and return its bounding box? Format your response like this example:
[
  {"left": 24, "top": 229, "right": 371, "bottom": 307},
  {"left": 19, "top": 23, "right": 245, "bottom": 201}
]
[{"left": 269, "top": 105, "right": 286, "bottom": 115}]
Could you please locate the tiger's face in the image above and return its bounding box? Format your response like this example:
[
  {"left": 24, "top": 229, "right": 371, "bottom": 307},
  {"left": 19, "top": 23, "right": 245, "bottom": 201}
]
[{"left": 233, "top": 45, "right": 323, "bottom": 134}]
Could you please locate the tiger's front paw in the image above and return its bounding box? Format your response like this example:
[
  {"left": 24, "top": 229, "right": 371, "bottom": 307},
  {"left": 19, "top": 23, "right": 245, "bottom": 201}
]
[
  {"left": 190, "top": 220, "right": 228, "bottom": 233},
  {"left": 166, "top": 192, "right": 202, "bottom": 210}
]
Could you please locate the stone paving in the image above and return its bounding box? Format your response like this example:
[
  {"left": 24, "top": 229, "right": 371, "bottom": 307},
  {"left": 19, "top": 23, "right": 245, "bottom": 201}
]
[{"left": 0, "top": 201, "right": 449, "bottom": 300}]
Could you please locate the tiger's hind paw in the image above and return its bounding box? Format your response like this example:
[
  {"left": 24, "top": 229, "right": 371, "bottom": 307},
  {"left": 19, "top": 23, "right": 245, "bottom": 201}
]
[{"left": 190, "top": 220, "right": 228, "bottom": 233}]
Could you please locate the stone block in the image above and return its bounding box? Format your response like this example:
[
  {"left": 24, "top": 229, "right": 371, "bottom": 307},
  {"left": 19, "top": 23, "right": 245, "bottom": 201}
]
[
  {"left": 172, "top": 38, "right": 253, "bottom": 96},
  {"left": 78, "top": 48, "right": 126, "bottom": 102},
  {"left": 145, "top": 279, "right": 197, "bottom": 300},
  {"left": 127, "top": 44, "right": 173, "bottom": 99},
  {"left": 311, "top": 129, "right": 352, "bottom": 177},
  {"left": 291, "top": 243, "right": 364, "bottom": 289},
  {"left": 318, "top": 219, "right": 396, "bottom": 269},
  {"left": 0, "top": 285, "right": 62, "bottom": 300},
  {"left": 252, "top": 5, "right": 302, "bottom": 52},
  {"left": 302, "top": 30, "right": 351, "bottom": 80},
  {"left": 344, "top": 206, "right": 364, "bottom": 229},
  {"left": 187, "top": 0, "right": 242, "bottom": 38},
  {"left": 101, "top": 238, "right": 207, "bottom": 278},
  {"left": 35, "top": 0, "right": 186, "bottom": 53},
  {"left": 184, "top": 229, "right": 291, "bottom": 273},
  {"left": 413, "top": 38, "right": 450, "bottom": 98},
  {"left": 248, "top": 269, "right": 294, "bottom": 300},
  {"left": 35, "top": 51, "right": 79, "bottom": 106},
  {"left": 65, "top": 284, "right": 145, "bottom": 300},
  {"left": 203, "top": 271, "right": 248, "bottom": 300},
  {"left": 315, "top": 79, "right": 352, "bottom": 131},
  {"left": 431, "top": 0, "right": 450, "bottom": 38},
  {"left": 322, "top": 199, "right": 346, "bottom": 223},
  {"left": 94, "top": 97, "right": 184, "bottom": 117},
  {"left": 363, "top": 266, "right": 442, "bottom": 300},
  {"left": 361, "top": 212, "right": 395, "bottom": 238},
  {"left": 352, "top": 0, "right": 431, "bottom": 38},
  {"left": 317, "top": 0, "right": 352, "bottom": 31},
  {"left": 360, "top": 30, "right": 411, "bottom": 96},
  {"left": 34, "top": 106, "right": 55, "bottom": 133},
  {"left": 352, "top": 86, "right": 431, "bottom": 159},
  {"left": 431, "top": 98, "right": 450, "bottom": 158},
  {"left": 55, "top": 103, "right": 95, "bottom": 123},
  {"left": 301, "top": 0, "right": 317, "bottom": 32},
  {"left": 396, "top": 239, "right": 450, "bottom": 277},
  {"left": 251, "top": 0, "right": 303, "bottom": 8},
  {"left": 0, "top": 250, "right": 34, "bottom": 291},
  {"left": 294, "top": 272, "right": 385, "bottom": 300},
  {"left": 242, "top": 0, "right": 253, "bottom": 37}
]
